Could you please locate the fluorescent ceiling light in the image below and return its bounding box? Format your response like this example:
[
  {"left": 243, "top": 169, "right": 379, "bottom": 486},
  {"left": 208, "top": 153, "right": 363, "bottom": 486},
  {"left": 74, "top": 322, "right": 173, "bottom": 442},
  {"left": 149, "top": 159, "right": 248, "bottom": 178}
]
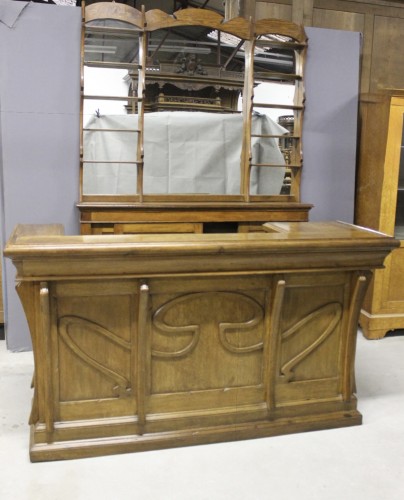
[
  {"left": 148, "top": 45, "right": 211, "bottom": 54},
  {"left": 85, "top": 45, "right": 117, "bottom": 54}
]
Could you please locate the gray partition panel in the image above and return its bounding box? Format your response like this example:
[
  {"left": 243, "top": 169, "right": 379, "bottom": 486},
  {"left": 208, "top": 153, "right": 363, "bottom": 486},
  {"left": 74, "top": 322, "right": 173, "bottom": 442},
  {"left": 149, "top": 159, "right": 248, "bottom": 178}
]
[
  {"left": 302, "top": 28, "right": 361, "bottom": 223},
  {"left": 0, "top": 3, "right": 81, "bottom": 350}
]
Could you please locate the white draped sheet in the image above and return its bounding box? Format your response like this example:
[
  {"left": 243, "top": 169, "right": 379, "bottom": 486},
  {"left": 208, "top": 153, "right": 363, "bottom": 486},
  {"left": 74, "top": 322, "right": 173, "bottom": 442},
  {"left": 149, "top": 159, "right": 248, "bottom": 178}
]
[{"left": 83, "top": 111, "right": 288, "bottom": 195}]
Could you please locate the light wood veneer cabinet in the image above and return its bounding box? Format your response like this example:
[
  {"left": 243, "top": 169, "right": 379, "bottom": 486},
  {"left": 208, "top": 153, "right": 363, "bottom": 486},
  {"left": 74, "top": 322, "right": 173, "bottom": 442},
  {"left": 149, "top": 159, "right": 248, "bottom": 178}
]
[
  {"left": 4, "top": 222, "right": 398, "bottom": 461},
  {"left": 356, "top": 91, "right": 404, "bottom": 339}
]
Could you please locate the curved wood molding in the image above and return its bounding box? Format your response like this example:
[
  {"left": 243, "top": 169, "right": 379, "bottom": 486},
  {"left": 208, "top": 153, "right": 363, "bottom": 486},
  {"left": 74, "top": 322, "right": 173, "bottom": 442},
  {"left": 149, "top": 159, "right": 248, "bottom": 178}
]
[
  {"left": 146, "top": 8, "right": 252, "bottom": 39},
  {"left": 59, "top": 315, "right": 132, "bottom": 396},
  {"left": 85, "top": 1, "right": 144, "bottom": 28},
  {"left": 280, "top": 302, "right": 343, "bottom": 382},
  {"left": 152, "top": 291, "right": 264, "bottom": 358},
  {"left": 255, "top": 18, "right": 307, "bottom": 43},
  {"left": 84, "top": 5, "right": 308, "bottom": 43}
]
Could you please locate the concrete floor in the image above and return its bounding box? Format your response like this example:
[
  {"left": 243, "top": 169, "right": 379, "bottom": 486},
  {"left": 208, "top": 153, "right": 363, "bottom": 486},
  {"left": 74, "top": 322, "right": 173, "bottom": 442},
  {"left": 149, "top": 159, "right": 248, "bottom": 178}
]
[{"left": 0, "top": 331, "right": 403, "bottom": 500}]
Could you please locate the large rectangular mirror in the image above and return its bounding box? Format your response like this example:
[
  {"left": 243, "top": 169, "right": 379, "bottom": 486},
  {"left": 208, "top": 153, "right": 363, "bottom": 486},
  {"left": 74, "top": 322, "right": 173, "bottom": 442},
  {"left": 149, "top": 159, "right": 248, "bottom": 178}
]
[{"left": 80, "top": 3, "right": 306, "bottom": 203}]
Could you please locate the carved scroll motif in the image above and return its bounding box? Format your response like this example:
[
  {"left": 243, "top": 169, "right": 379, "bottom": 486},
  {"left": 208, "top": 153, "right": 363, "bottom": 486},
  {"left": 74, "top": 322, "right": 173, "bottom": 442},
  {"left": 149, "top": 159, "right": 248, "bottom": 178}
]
[
  {"left": 152, "top": 295, "right": 200, "bottom": 359},
  {"left": 152, "top": 291, "right": 264, "bottom": 358},
  {"left": 59, "top": 316, "right": 132, "bottom": 397},
  {"left": 280, "top": 302, "right": 342, "bottom": 382},
  {"left": 219, "top": 294, "right": 264, "bottom": 353}
]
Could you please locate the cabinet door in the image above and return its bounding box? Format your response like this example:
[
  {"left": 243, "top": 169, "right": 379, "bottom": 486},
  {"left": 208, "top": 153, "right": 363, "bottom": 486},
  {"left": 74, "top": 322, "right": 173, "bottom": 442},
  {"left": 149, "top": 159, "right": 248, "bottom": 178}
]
[
  {"left": 393, "top": 108, "right": 404, "bottom": 239},
  {"left": 380, "top": 98, "right": 404, "bottom": 237},
  {"left": 379, "top": 98, "right": 404, "bottom": 310}
]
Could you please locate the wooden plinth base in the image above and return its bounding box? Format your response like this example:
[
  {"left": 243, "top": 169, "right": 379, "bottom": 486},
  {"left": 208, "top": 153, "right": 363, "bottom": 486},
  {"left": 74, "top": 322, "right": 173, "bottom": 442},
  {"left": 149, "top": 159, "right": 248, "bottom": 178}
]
[
  {"left": 360, "top": 309, "right": 404, "bottom": 339},
  {"left": 30, "top": 410, "right": 362, "bottom": 462}
]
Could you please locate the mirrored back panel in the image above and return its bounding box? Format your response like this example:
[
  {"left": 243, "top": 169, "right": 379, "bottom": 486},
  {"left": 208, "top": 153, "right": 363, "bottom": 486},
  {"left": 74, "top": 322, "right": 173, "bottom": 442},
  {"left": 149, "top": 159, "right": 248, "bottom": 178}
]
[{"left": 80, "top": 3, "right": 307, "bottom": 203}]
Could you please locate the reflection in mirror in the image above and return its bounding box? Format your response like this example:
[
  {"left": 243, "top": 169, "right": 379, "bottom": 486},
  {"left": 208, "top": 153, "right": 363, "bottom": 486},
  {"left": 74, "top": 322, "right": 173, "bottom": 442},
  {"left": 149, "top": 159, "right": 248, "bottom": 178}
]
[
  {"left": 144, "top": 27, "right": 244, "bottom": 112},
  {"left": 84, "top": 19, "right": 140, "bottom": 64},
  {"left": 142, "top": 25, "right": 246, "bottom": 195},
  {"left": 80, "top": 6, "right": 306, "bottom": 202},
  {"left": 249, "top": 34, "right": 304, "bottom": 196},
  {"left": 83, "top": 67, "right": 130, "bottom": 119},
  {"left": 243, "top": 82, "right": 295, "bottom": 195},
  {"left": 82, "top": 68, "right": 135, "bottom": 196},
  {"left": 82, "top": 15, "right": 143, "bottom": 196}
]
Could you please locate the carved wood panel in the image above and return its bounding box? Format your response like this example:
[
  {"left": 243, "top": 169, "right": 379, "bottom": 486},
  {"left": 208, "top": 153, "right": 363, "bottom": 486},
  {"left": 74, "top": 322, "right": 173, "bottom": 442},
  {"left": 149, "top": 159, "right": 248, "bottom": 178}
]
[
  {"left": 52, "top": 281, "right": 139, "bottom": 420},
  {"left": 150, "top": 289, "right": 266, "bottom": 394},
  {"left": 144, "top": 276, "right": 271, "bottom": 413},
  {"left": 275, "top": 273, "right": 349, "bottom": 404}
]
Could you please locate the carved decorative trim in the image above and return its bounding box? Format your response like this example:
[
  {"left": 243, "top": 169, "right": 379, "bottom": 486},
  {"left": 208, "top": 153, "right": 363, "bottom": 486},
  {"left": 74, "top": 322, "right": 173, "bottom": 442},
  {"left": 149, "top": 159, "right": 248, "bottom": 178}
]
[
  {"left": 85, "top": 3, "right": 144, "bottom": 28},
  {"left": 152, "top": 291, "right": 264, "bottom": 358},
  {"left": 175, "top": 53, "right": 207, "bottom": 76},
  {"left": 145, "top": 8, "right": 252, "bottom": 39},
  {"left": 280, "top": 302, "right": 342, "bottom": 382},
  {"left": 219, "top": 294, "right": 264, "bottom": 353},
  {"left": 59, "top": 316, "right": 132, "bottom": 397},
  {"left": 152, "top": 295, "right": 201, "bottom": 358},
  {"left": 266, "top": 279, "right": 286, "bottom": 410}
]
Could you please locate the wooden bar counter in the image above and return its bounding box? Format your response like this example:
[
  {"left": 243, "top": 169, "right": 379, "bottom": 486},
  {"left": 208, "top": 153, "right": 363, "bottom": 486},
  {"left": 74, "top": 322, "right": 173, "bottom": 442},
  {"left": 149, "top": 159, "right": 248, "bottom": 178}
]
[{"left": 4, "top": 222, "right": 398, "bottom": 462}]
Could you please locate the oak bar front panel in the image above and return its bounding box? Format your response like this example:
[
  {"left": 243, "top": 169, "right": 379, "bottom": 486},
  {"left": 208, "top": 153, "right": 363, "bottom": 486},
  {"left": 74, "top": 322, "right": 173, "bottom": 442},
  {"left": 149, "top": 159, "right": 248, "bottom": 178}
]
[{"left": 5, "top": 222, "right": 397, "bottom": 461}]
